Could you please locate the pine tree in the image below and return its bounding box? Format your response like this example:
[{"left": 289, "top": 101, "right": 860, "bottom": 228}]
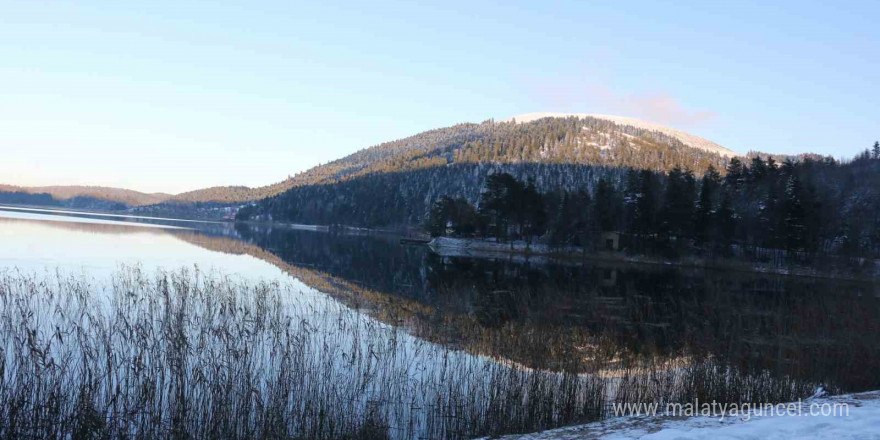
[
  {"left": 783, "top": 175, "right": 807, "bottom": 251},
  {"left": 636, "top": 170, "right": 658, "bottom": 234},
  {"left": 694, "top": 165, "right": 721, "bottom": 243},
  {"left": 520, "top": 179, "right": 547, "bottom": 241},
  {"left": 873, "top": 141, "right": 880, "bottom": 159},
  {"left": 716, "top": 190, "right": 737, "bottom": 253},
  {"left": 662, "top": 167, "right": 696, "bottom": 237},
  {"left": 449, "top": 197, "right": 478, "bottom": 236},
  {"left": 766, "top": 156, "right": 778, "bottom": 173},
  {"left": 547, "top": 190, "right": 591, "bottom": 247},
  {"left": 479, "top": 173, "right": 521, "bottom": 241},
  {"left": 571, "top": 190, "right": 593, "bottom": 247},
  {"left": 748, "top": 170, "right": 779, "bottom": 249},
  {"left": 621, "top": 170, "right": 653, "bottom": 234},
  {"left": 725, "top": 157, "right": 745, "bottom": 190},
  {"left": 780, "top": 158, "right": 796, "bottom": 178},
  {"left": 427, "top": 196, "right": 454, "bottom": 237},
  {"left": 595, "top": 177, "right": 618, "bottom": 232},
  {"left": 623, "top": 169, "right": 641, "bottom": 229},
  {"left": 681, "top": 168, "right": 697, "bottom": 233},
  {"left": 801, "top": 183, "right": 821, "bottom": 252},
  {"left": 548, "top": 192, "right": 572, "bottom": 247},
  {"left": 749, "top": 156, "right": 768, "bottom": 184}
]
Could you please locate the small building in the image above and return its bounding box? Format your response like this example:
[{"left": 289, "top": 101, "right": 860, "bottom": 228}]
[
  {"left": 599, "top": 231, "right": 620, "bottom": 251},
  {"left": 601, "top": 268, "right": 618, "bottom": 287}
]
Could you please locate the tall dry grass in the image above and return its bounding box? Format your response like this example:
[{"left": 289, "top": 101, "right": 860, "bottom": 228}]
[
  {"left": 0, "top": 265, "right": 842, "bottom": 439},
  {"left": 0, "top": 266, "right": 607, "bottom": 440}
]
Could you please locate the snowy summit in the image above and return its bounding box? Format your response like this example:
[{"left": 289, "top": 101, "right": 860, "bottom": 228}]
[{"left": 503, "top": 112, "right": 738, "bottom": 158}]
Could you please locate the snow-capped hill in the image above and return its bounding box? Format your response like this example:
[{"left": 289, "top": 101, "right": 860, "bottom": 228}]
[{"left": 503, "top": 112, "right": 737, "bottom": 157}]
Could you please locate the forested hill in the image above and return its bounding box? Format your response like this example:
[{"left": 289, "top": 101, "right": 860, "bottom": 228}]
[
  {"left": 283, "top": 115, "right": 736, "bottom": 188},
  {"left": 168, "top": 179, "right": 296, "bottom": 204},
  {"left": 240, "top": 115, "right": 747, "bottom": 226},
  {"left": 245, "top": 139, "right": 880, "bottom": 263}
]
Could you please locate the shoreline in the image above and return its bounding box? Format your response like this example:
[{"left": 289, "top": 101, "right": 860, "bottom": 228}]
[
  {"left": 6, "top": 201, "right": 873, "bottom": 284},
  {"left": 427, "top": 236, "right": 880, "bottom": 283},
  {"left": 478, "top": 390, "right": 880, "bottom": 440}
]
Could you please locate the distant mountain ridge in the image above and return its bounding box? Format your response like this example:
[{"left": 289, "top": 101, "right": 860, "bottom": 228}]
[
  {"left": 0, "top": 184, "right": 171, "bottom": 207},
  {"left": 2, "top": 114, "right": 739, "bottom": 217},
  {"left": 0, "top": 179, "right": 296, "bottom": 208}
]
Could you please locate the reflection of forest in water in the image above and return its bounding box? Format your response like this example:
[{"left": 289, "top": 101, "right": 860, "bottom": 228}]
[
  {"left": 7, "top": 210, "right": 879, "bottom": 439},
  {"left": 221, "top": 223, "right": 880, "bottom": 393}
]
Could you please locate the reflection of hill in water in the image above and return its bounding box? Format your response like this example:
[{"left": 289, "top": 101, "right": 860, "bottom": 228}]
[
  {"left": 171, "top": 229, "right": 436, "bottom": 324},
  {"left": 0, "top": 214, "right": 178, "bottom": 234},
  {"left": 7, "top": 215, "right": 879, "bottom": 391},
  {"left": 12, "top": 215, "right": 878, "bottom": 391},
  {"left": 173, "top": 225, "right": 880, "bottom": 392}
]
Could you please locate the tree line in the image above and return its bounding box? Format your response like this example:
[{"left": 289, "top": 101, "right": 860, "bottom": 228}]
[
  {"left": 241, "top": 162, "right": 629, "bottom": 226},
  {"left": 428, "top": 144, "right": 880, "bottom": 258}
]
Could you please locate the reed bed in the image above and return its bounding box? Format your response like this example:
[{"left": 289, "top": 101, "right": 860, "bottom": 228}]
[
  {"left": 0, "top": 266, "right": 607, "bottom": 440},
  {"left": 0, "top": 265, "right": 837, "bottom": 440}
]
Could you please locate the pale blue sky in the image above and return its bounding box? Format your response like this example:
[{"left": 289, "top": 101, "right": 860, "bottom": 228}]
[{"left": 1, "top": 0, "right": 877, "bottom": 193}]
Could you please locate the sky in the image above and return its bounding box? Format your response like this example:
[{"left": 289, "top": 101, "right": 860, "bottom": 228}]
[{"left": 1, "top": 0, "right": 877, "bottom": 194}]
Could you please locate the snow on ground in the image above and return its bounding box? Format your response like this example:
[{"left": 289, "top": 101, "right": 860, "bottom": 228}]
[
  {"left": 479, "top": 391, "right": 880, "bottom": 440},
  {"left": 501, "top": 112, "right": 738, "bottom": 157},
  {"left": 428, "top": 237, "right": 556, "bottom": 263}
]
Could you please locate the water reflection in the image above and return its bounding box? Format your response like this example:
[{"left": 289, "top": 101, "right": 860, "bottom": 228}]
[
  {"left": 217, "top": 221, "right": 880, "bottom": 393},
  {"left": 0, "top": 210, "right": 606, "bottom": 439},
  {"left": 3, "top": 208, "right": 879, "bottom": 395}
]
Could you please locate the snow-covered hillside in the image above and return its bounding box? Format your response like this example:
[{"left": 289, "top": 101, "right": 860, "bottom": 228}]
[
  {"left": 503, "top": 112, "right": 737, "bottom": 157},
  {"left": 480, "top": 391, "right": 880, "bottom": 439}
]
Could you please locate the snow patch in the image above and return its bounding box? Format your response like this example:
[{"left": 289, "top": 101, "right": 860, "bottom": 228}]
[
  {"left": 502, "top": 112, "right": 738, "bottom": 157},
  {"left": 481, "top": 391, "right": 880, "bottom": 440}
]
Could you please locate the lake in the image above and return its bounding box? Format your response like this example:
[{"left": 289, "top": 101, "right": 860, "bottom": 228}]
[{"left": 1, "top": 205, "right": 878, "bottom": 439}]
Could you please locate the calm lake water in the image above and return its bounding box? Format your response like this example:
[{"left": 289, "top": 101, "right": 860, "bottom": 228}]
[{"left": 1, "top": 205, "right": 879, "bottom": 438}]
